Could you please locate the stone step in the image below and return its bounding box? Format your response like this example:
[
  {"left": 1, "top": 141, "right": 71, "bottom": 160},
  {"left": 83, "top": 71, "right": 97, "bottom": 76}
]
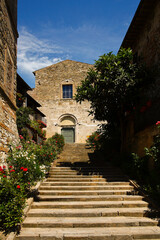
[
  {"left": 17, "top": 144, "right": 160, "bottom": 240},
  {"left": 31, "top": 200, "right": 148, "bottom": 209},
  {"left": 46, "top": 177, "right": 128, "bottom": 182},
  {"left": 49, "top": 173, "right": 123, "bottom": 177},
  {"left": 16, "top": 226, "right": 160, "bottom": 240},
  {"left": 22, "top": 216, "right": 158, "bottom": 228},
  {"left": 50, "top": 168, "right": 122, "bottom": 174},
  {"left": 27, "top": 207, "right": 150, "bottom": 218},
  {"left": 41, "top": 181, "right": 131, "bottom": 186},
  {"left": 48, "top": 174, "right": 125, "bottom": 178},
  {"left": 37, "top": 194, "right": 143, "bottom": 202},
  {"left": 39, "top": 185, "right": 134, "bottom": 190},
  {"left": 38, "top": 189, "right": 133, "bottom": 196},
  {"left": 50, "top": 167, "right": 121, "bottom": 171}
]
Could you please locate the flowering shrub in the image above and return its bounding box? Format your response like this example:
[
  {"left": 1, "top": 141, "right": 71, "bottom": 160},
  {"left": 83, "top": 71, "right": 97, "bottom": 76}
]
[
  {"left": 46, "top": 133, "right": 65, "bottom": 154},
  {"left": 86, "top": 132, "right": 101, "bottom": 151},
  {"left": 7, "top": 144, "right": 45, "bottom": 189},
  {"left": 0, "top": 166, "right": 26, "bottom": 234},
  {"left": 1, "top": 132, "right": 65, "bottom": 234},
  {"left": 30, "top": 120, "right": 46, "bottom": 138},
  {"left": 32, "top": 142, "right": 57, "bottom": 168}
]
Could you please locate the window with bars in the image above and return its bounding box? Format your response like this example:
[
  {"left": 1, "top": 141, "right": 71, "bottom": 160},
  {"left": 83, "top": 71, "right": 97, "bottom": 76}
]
[{"left": 62, "top": 84, "right": 73, "bottom": 99}]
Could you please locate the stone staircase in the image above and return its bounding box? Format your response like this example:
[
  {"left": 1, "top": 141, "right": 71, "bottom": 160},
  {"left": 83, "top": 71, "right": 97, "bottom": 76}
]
[{"left": 17, "top": 144, "right": 160, "bottom": 240}]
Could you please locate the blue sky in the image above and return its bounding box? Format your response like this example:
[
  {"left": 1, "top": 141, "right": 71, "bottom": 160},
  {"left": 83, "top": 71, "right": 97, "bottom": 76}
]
[{"left": 17, "top": 0, "right": 140, "bottom": 87}]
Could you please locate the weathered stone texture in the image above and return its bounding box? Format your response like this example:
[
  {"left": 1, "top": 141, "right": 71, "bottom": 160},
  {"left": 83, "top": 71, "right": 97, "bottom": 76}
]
[
  {"left": 133, "top": 1, "right": 160, "bottom": 67},
  {"left": 0, "top": 0, "right": 19, "bottom": 162},
  {"left": 31, "top": 60, "right": 100, "bottom": 143},
  {"left": 121, "top": 0, "right": 160, "bottom": 156},
  {"left": 0, "top": 0, "right": 17, "bottom": 103}
]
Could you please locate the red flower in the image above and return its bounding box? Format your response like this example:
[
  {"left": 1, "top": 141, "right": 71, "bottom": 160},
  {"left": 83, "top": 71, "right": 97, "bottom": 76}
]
[
  {"left": 140, "top": 106, "right": 147, "bottom": 113},
  {"left": 20, "top": 167, "right": 24, "bottom": 170},
  {"left": 3, "top": 165, "right": 6, "bottom": 169},
  {"left": 0, "top": 168, "right": 4, "bottom": 173},
  {"left": 9, "top": 166, "right": 13, "bottom": 169},
  {"left": 19, "top": 135, "right": 23, "bottom": 139},
  {"left": 3, "top": 175, "right": 7, "bottom": 178},
  {"left": 23, "top": 168, "right": 28, "bottom": 172},
  {"left": 17, "top": 185, "right": 20, "bottom": 189},
  {"left": 10, "top": 169, "right": 15, "bottom": 173},
  {"left": 156, "top": 121, "right": 160, "bottom": 126},
  {"left": 51, "top": 153, "right": 53, "bottom": 155},
  {"left": 16, "top": 146, "right": 21, "bottom": 149}
]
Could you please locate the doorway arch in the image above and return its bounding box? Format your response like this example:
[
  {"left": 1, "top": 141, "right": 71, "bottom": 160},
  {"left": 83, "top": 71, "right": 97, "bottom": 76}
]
[{"left": 59, "top": 114, "right": 77, "bottom": 143}]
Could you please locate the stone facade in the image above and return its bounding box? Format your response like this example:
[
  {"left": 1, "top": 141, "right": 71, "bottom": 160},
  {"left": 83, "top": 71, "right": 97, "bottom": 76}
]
[
  {"left": 30, "top": 60, "right": 100, "bottom": 143},
  {"left": 122, "top": 0, "right": 160, "bottom": 68},
  {"left": 0, "top": 0, "right": 19, "bottom": 162},
  {"left": 121, "top": 0, "right": 160, "bottom": 156}
]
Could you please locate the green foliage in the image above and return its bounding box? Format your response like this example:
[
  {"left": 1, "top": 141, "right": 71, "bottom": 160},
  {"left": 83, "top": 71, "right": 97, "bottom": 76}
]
[
  {"left": 119, "top": 122, "right": 160, "bottom": 202},
  {"left": 47, "top": 133, "right": 65, "bottom": 154},
  {"left": 7, "top": 143, "right": 45, "bottom": 188},
  {"left": 86, "top": 132, "right": 101, "bottom": 151},
  {"left": 76, "top": 48, "right": 149, "bottom": 124},
  {"left": 30, "top": 120, "right": 46, "bottom": 138},
  {"left": 33, "top": 141, "right": 57, "bottom": 168},
  {"left": 1, "top": 131, "right": 65, "bottom": 234},
  {"left": 16, "top": 107, "right": 46, "bottom": 140},
  {"left": 16, "top": 107, "right": 32, "bottom": 133},
  {"left": 0, "top": 167, "right": 26, "bottom": 234}
]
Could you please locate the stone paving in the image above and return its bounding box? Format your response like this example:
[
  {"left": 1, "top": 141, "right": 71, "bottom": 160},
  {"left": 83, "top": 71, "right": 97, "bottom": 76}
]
[{"left": 16, "top": 144, "right": 160, "bottom": 239}]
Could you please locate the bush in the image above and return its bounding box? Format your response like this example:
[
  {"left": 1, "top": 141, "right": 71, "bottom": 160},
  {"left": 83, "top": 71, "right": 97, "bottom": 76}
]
[
  {"left": 47, "top": 133, "right": 65, "bottom": 154},
  {"left": 1, "top": 132, "right": 65, "bottom": 234},
  {"left": 33, "top": 142, "right": 57, "bottom": 168},
  {"left": 0, "top": 166, "right": 26, "bottom": 234},
  {"left": 7, "top": 144, "right": 45, "bottom": 189},
  {"left": 86, "top": 132, "right": 101, "bottom": 151}
]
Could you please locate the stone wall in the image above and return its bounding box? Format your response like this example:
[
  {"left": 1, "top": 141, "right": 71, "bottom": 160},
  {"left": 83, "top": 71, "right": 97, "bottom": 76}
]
[
  {"left": 30, "top": 60, "right": 101, "bottom": 143},
  {"left": 0, "top": 0, "right": 19, "bottom": 163},
  {"left": 121, "top": 0, "right": 160, "bottom": 156},
  {"left": 132, "top": 1, "right": 160, "bottom": 67}
]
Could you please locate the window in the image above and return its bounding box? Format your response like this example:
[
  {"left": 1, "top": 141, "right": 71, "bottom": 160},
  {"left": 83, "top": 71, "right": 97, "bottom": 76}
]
[{"left": 63, "top": 84, "right": 73, "bottom": 99}]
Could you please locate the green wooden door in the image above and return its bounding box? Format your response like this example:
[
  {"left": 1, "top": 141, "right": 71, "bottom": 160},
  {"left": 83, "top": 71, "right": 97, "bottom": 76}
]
[{"left": 61, "top": 128, "right": 75, "bottom": 143}]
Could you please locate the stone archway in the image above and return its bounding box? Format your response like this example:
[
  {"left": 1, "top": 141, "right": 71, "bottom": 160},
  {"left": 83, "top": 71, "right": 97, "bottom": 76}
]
[{"left": 59, "top": 115, "right": 77, "bottom": 143}]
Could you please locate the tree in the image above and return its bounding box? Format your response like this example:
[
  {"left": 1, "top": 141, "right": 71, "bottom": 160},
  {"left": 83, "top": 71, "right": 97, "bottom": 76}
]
[{"left": 75, "top": 48, "right": 151, "bottom": 151}]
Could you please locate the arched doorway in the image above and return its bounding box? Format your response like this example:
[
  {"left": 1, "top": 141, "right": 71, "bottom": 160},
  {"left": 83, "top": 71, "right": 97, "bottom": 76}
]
[{"left": 59, "top": 115, "right": 76, "bottom": 143}]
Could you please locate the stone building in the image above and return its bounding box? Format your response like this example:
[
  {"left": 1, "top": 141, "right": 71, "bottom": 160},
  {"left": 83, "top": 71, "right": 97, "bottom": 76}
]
[
  {"left": 17, "top": 74, "right": 47, "bottom": 144},
  {"left": 30, "top": 60, "right": 100, "bottom": 143},
  {"left": 121, "top": 0, "right": 160, "bottom": 156},
  {"left": 0, "top": 0, "right": 19, "bottom": 162}
]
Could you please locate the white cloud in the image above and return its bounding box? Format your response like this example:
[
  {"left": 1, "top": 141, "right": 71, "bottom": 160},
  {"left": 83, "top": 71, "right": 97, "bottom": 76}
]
[{"left": 17, "top": 27, "right": 65, "bottom": 86}]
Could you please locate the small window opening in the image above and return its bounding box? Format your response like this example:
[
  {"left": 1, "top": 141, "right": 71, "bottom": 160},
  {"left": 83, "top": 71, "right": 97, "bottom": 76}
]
[{"left": 63, "top": 84, "right": 73, "bottom": 99}]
